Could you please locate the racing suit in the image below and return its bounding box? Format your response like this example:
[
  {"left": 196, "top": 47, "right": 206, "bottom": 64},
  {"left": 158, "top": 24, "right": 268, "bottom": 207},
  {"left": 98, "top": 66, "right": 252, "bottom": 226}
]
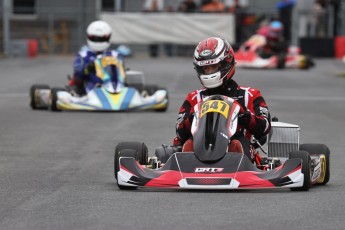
[
  {"left": 260, "top": 36, "right": 288, "bottom": 60},
  {"left": 69, "top": 46, "right": 124, "bottom": 95},
  {"left": 175, "top": 79, "right": 271, "bottom": 162}
]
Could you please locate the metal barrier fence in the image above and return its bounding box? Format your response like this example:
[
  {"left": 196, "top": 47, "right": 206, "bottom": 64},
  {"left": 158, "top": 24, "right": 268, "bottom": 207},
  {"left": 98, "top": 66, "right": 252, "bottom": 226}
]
[{"left": 1, "top": 3, "right": 98, "bottom": 57}]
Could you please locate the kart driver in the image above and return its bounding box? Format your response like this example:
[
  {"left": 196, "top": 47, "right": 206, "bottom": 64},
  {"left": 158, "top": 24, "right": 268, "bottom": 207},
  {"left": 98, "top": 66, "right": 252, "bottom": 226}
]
[
  {"left": 258, "top": 20, "right": 288, "bottom": 60},
  {"left": 173, "top": 37, "right": 271, "bottom": 162},
  {"left": 68, "top": 20, "right": 124, "bottom": 96}
]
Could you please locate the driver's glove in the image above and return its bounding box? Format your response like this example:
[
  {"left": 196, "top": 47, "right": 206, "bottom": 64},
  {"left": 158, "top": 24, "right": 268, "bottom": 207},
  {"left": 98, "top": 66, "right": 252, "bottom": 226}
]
[
  {"left": 84, "top": 62, "right": 96, "bottom": 75},
  {"left": 238, "top": 109, "right": 254, "bottom": 130}
]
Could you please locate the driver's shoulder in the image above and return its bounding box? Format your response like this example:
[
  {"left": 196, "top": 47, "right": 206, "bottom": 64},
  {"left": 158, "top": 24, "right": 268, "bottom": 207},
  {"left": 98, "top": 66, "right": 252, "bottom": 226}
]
[
  {"left": 185, "top": 88, "right": 205, "bottom": 102},
  {"left": 239, "top": 86, "right": 262, "bottom": 97},
  {"left": 105, "top": 50, "right": 120, "bottom": 58}
]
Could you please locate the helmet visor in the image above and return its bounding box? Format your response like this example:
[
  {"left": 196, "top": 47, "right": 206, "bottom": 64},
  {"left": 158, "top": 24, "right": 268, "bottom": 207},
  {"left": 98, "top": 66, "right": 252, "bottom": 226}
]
[
  {"left": 203, "top": 63, "right": 221, "bottom": 75},
  {"left": 194, "top": 57, "right": 224, "bottom": 75},
  {"left": 87, "top": 35, "right": 111, "bottom": 42}
]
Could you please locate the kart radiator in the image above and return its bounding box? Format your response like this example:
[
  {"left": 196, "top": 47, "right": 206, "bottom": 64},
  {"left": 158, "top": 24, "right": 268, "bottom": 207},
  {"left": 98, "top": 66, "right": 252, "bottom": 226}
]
[{"left": 268, "top": 122, "right": 300, "bottom": 158}]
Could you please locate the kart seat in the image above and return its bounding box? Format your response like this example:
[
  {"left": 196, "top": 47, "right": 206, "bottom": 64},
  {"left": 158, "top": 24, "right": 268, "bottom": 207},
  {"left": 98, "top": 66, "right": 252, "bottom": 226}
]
[
  {"left": 182, "top": 139, "right": 244, "bottom": 153},
  {"left": 182, "top": 139, "right": 194, "bottom": 152},
  {"left": 228, "top": 140, "right": 244, "bottom": 153}
]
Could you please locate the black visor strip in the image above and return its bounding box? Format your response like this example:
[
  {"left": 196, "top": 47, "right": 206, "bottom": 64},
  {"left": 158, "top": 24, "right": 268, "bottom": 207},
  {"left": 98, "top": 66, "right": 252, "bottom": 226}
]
[{"left": 87, "top": 35, "right": 111, "bottom": 42}]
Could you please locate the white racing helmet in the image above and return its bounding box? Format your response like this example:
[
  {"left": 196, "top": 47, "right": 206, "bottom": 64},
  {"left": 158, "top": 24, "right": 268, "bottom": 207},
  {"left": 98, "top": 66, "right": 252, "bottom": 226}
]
[{"left": 86, "top": 20, "right": 112, "bottom": 52}]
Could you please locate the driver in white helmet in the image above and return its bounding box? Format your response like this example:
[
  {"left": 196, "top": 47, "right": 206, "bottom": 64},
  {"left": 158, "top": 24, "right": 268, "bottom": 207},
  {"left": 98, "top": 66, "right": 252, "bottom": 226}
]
[
  {"left": 68, "top": 20, "right": 124, "bottom": 96},
  {"left": 174, "top": 37, "right": 271, "bottom": 163}
]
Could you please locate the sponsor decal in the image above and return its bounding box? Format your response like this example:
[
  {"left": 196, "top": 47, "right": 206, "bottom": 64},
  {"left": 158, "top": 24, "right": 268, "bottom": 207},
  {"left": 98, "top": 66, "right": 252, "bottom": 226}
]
[
  {"left": 195, "top": 167, "right": 224, "bottom": 173},
  {"left": 259, "top": 106, "right": 269, "bottom": 117},
  {"left": 199, "top": 59, "right": 217, "bottom": 66},
  {"left": 200, "top": 49, "right": 212, "bottom": 57}
]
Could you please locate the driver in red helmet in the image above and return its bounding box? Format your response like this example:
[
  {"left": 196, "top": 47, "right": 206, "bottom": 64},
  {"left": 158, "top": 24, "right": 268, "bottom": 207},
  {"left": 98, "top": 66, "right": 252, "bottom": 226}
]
[{"left": 174, "top": 37, "right": 271, "bottom": 162}]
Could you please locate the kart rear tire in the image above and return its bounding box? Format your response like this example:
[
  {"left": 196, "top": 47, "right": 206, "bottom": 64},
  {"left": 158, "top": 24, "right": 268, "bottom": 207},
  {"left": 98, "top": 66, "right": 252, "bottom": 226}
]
[
  {"left": 289, "top": 150, "right": 311, "bottom": 191},
  {"left": 142, "top": 85, "right": 169, "bottom": 112},
  {"left": 277, "top": 54, "right": 286, "bottom": 69},
  {"left": 125, "top": 73, "right": 144, "bottom": 93},
  {"left": 49, "top": 87, "right": 65, "bottom": 112},
  {"left": 143, "top": 85, "right": 158, "bottom": 96},
  {"left": 300, "top": 143, "right": 330, "bottom": 185},
  {"left": 299, "top": 55, "right": 315, "bottom": 70},
  {"left": 154, "top": 145, "right": 179, "bottom": 164},
  {"left": 30, "top": 84, "right": 50, "bottom": 109},
  {"left": 114, "top": 142, "right": 148, "bottom": 190}
]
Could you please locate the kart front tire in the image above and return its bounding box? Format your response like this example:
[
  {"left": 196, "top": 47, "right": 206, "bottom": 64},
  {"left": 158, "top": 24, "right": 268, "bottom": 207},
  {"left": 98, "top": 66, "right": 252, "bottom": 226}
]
[
  {"left": 289, "top": 150, "right": 311, "bottom": 191},
  {"left": 30, "top": 84, "right": 50, "bottom": 109},
  {"left": 114, "top": 142, "right": 148, "bottom": 190},
  {"left": 300, "top": 143, "right": 330, "bottom": 185}
]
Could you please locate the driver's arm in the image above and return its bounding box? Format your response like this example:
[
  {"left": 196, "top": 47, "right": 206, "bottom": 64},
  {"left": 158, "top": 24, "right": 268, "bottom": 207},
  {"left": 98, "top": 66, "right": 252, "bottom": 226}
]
[
  {"left": 247, "top": 91, "right": 271, "bottom": 140},
  {"left": 239, "top": 89, "right": 271, "bottom": 140},
  {"left": 73, "top": 54, "right": 91, "bottom": 81},
  {"left": 175, "top": 92, "right": 198, "bottom": 146}
]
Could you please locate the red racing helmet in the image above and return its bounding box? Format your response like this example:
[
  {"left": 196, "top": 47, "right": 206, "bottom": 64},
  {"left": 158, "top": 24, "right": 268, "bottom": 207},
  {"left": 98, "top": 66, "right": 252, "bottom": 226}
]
[{"left": 193, "top": 37, "right": 236, "bottom": 88}]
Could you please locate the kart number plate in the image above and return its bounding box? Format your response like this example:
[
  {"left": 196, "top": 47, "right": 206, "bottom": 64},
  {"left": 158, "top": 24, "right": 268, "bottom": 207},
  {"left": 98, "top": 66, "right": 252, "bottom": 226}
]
[{"left": 200, "top": 100, "right": 230, "bottom": 119}]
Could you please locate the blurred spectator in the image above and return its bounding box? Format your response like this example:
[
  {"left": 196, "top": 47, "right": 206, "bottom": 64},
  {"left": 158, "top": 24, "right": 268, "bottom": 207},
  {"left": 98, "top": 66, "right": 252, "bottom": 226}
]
[
  {"left": 164, "top": 4, "right": 175, "bottom": 57},
  {"left": 310, "top": 0, "right": 341, "bottom": 37},
  {"left": 276, "top": 0, "right": 296, "bottom": 43},
  {"left": 330, "top": 0, "right": 341, "bottom": 36},
  {"left": 201, "top": 0, "right": 225, "bottom": 13},
  {"left": 227, "top": 0, "right": 247, "bottom": 45},
  {"left": 311, "top": 0, "right": 327, "bottom": 37},
  {"left": 176, "top": 0, "right": 198, "bottom": 56},
  {"left": 143, "top": 0, "right": 164, "bottom": 12},
  {"left": 143, "top": 0, "right": 164, "bottom": 57},
  {"left": 178, "top": 0, "right": 198, "bottom": 13}
]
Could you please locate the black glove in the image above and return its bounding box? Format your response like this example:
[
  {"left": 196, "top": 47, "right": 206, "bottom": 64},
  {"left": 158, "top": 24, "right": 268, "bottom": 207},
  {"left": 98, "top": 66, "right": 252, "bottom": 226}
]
[
  {"left": 238, "top": 109, "right": 253, "bottom": 129},
  {"left": 84, "top": 62, "right": 96, "bottom": 75}
]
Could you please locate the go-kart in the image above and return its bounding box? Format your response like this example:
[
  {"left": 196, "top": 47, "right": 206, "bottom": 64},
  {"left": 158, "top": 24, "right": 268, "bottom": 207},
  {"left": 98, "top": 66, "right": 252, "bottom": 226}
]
[
  {"left": 114, "top": 95, "right": 330, "bottom": 191},
  {"left": 235, "top": 34, "right": 314, "bottom": 69},
  {"left": 30, "top": 55, "right": 168, "bottom": 112}
]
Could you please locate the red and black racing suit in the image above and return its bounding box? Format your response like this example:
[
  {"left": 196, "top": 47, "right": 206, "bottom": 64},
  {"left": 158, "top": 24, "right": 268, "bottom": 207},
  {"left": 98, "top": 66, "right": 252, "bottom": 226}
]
[
  {"left": 174, "top": 79, "right": 271, "bottom": 162},
  {"left": 260, "top": 36, "right": 288, "bottom": 59}
]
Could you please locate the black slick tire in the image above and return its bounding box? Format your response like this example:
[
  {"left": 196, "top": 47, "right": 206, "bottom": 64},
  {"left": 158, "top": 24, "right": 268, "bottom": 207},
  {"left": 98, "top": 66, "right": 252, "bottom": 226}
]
[
  {"left": 300, "top": 143, "right": 330, "bottom": 185},
  {"left": 30, "top": 84, "right": 50, "bottom": 109},
  {"left": 114, "top": 142, "right": 148, "bottom": 190}
]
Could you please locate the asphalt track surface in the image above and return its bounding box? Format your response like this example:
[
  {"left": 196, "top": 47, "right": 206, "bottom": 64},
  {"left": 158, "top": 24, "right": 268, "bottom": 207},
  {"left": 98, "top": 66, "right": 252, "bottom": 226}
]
[{"left": 1, "top": 55, "right": 345, "bottom": 230}]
